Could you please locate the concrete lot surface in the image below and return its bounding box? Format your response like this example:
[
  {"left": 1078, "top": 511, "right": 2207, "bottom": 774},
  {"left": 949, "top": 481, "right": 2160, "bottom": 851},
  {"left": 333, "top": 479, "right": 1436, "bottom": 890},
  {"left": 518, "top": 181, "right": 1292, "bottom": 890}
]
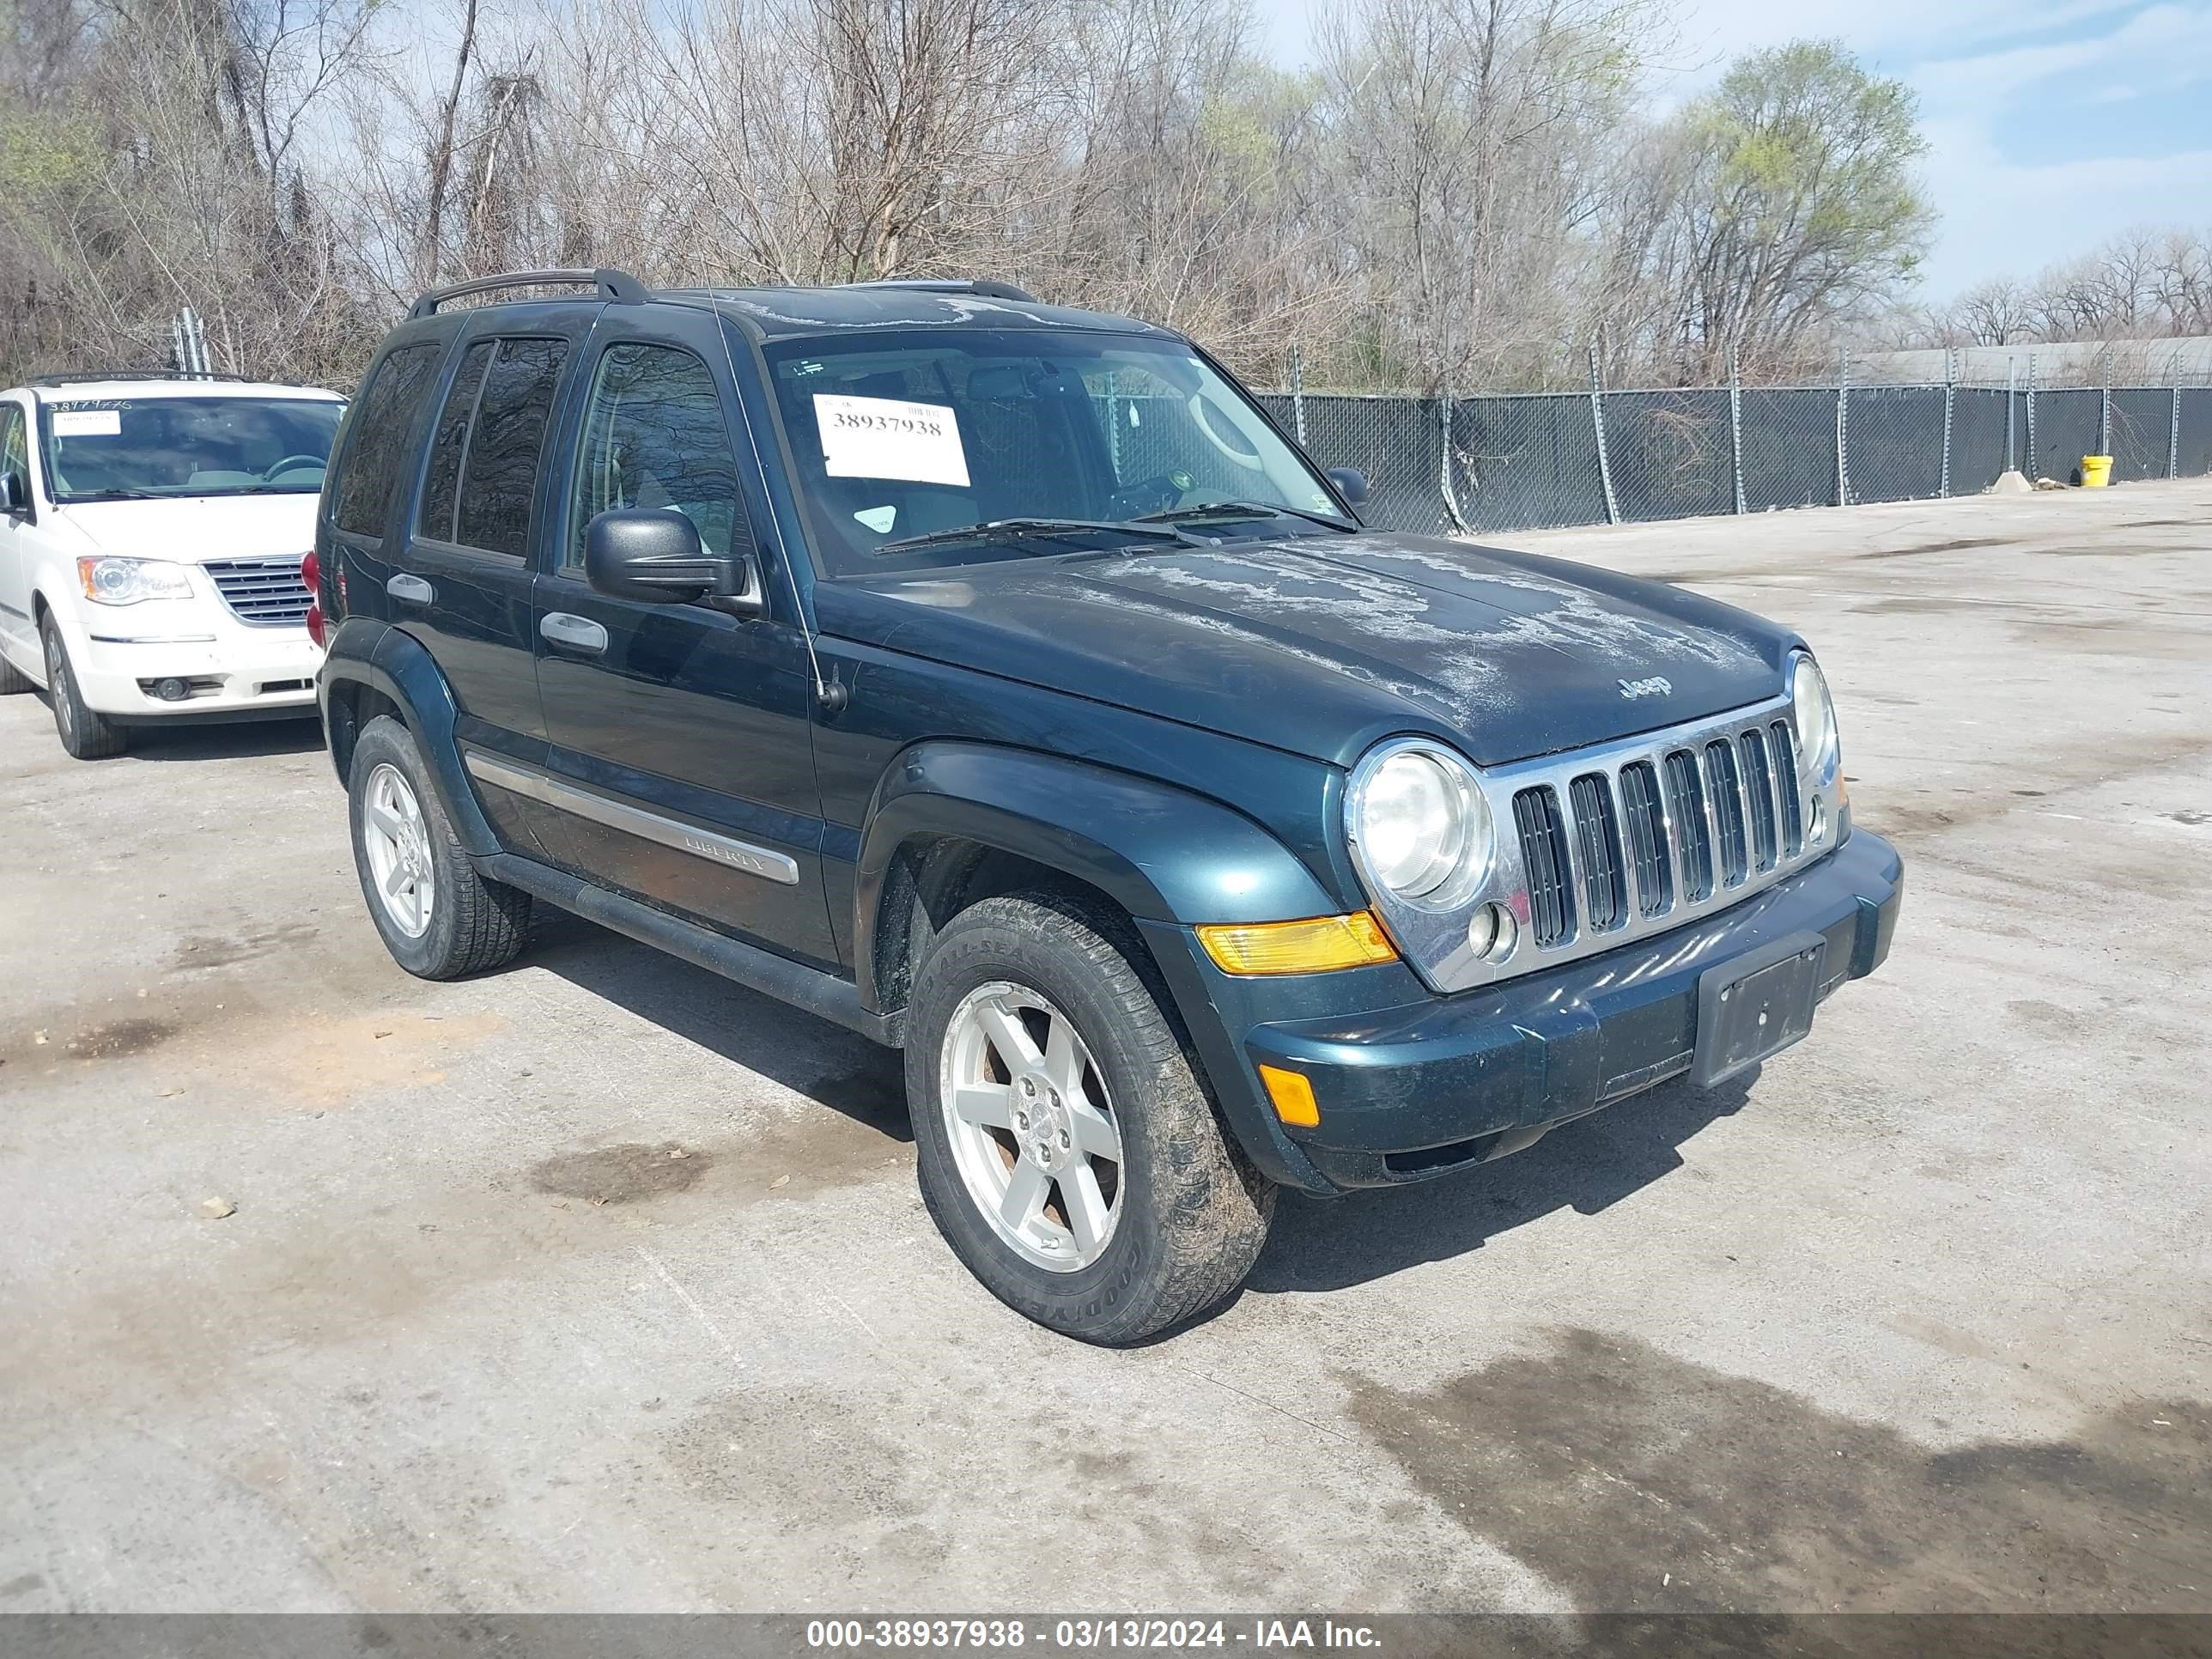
[{"left": 2, "top": 480, "right": 2208, "bottom": 1613}]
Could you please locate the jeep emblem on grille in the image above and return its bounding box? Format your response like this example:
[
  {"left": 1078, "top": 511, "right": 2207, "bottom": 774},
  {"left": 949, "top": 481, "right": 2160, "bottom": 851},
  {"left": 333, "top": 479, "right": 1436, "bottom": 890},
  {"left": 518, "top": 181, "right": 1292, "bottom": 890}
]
[{"left": 1618, "top": 676, "right": 1672, "bottom": 700}]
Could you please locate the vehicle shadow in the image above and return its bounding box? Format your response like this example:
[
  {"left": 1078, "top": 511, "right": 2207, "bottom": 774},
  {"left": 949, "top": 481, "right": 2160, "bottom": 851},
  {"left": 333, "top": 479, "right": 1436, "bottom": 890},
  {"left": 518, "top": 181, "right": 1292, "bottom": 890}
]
[
  {"left": 524, "top": 909, "right": 914, "bottom": 1146},
  {"left": 116, "top": 714, "right": 325, "bottom": 763},
  {"left": 1245, "top": 1070, "right": 1757, "bottom": 1296}
]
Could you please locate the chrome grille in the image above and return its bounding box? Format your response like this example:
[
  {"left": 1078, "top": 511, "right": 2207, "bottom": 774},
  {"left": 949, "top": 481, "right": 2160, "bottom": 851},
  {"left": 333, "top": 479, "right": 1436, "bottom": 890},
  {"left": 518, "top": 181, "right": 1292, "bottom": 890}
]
[
  {"left": 1618, "top": 760, "right": 1671, "bottom": 919},
  {"left": 1705, "top": 739, "right": 1749, "bottom": 887},
  {"left": 1740, "top": 728, "right": 1779, "bottom": 872},
  {"left": 1663, "top": 748, "right": 1714, "bottom": 902},
  {"left": 203, "top": 556, "right": 310, "bottom": 627},
  {"left": 1568, "top": 773, "right": 1625, "bottom": 933},
  {"left": 1772, "top": 720, "right": 1804, "bottom": 856},
  {"left": 1512, "top": 787, "right": 1573, "bottom": 947}
]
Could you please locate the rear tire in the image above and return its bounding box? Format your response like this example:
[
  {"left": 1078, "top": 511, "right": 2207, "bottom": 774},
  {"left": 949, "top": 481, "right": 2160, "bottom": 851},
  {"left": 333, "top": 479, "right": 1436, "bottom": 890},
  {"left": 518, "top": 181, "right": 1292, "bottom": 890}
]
[
  {"left": 41, "top": 617, "right": 128, "bottom": 759},
  {"left": 907, "top": 894, "right": 1274, "bottom": 1345},
  {"left": 348, "top": 714, "right": 531, "bottom": 979}
]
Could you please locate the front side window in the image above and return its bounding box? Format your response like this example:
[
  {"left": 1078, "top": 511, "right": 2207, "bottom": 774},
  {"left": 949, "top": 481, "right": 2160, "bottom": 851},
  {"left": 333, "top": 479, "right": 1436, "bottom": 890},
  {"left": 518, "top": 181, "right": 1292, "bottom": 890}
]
[
  {"left": 453, "top": 337, "right": 569, "bottom": 558},
  {"left": 42, "top": 396, "right": 345, "bottom": 507},
  {"left": 566, "top": 343, "right": 746, "bottom": 572},
  {"left": 331, "top": 344, "right": 442, "bottom": 537},
  {"left": 760, "top": 328, "right": 1346, "bottom": 576}
]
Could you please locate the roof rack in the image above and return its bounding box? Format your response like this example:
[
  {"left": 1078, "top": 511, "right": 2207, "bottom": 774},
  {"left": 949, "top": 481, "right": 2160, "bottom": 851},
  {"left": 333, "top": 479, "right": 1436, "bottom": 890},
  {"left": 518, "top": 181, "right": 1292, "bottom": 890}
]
[
  {"left": 408, "top": 267, "right": 649, "bottom": 320},
  {"left": 30, "top": 369, "right": 258, "bottom": 386},
  {"left": 843, "top": 278, "right": 1039, "bottom": 304}
]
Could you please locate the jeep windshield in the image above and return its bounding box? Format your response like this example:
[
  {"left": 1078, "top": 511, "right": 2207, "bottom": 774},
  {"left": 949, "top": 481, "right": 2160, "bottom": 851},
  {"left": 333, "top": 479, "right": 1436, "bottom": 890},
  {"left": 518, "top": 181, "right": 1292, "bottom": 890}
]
[
  {"left": 40, "top": 397, "right": 344, "bottom": 503},
  {"left": 761, "top": 329, "right": 1351, "bottom": 576}
]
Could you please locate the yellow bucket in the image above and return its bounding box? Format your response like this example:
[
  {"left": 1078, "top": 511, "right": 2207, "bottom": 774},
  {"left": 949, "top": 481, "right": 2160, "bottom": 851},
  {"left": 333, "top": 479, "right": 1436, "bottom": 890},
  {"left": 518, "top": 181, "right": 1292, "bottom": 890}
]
[{"left": 2081, "top": 454, "right": 2112, "bottom": 488}]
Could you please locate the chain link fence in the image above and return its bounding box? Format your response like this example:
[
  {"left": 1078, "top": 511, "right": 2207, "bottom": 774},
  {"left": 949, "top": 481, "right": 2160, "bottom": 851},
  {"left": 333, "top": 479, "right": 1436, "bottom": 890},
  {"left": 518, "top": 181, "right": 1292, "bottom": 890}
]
[{"left": 1254, "top": 351, "right": 2212, "bottom": 538}]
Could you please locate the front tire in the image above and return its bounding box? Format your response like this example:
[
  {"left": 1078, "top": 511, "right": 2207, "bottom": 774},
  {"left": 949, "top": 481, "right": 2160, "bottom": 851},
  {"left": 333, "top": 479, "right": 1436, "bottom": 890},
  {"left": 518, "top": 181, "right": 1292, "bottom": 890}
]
[
  {"left": 348, "top": 715, "right": 531, "bottom": 978},
  {"left": 907, "top": 895, "right": 1274, "bottom": 1345},
  {"left": 41, "top": 617, "right": 127, "bottom": 759}
]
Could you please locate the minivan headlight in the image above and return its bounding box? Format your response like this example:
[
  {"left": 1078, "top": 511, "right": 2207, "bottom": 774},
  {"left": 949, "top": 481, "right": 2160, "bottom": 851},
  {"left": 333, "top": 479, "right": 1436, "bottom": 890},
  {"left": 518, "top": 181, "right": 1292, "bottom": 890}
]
[
  {"left": 77, "top": 556, "right": 195, "bottom": 606},
  {"left": 1789, "top": 653, "right": 1839, "bottom": 777},
  {"left": 1348, "top": 743, "right": 1493, "bottom": 904}
]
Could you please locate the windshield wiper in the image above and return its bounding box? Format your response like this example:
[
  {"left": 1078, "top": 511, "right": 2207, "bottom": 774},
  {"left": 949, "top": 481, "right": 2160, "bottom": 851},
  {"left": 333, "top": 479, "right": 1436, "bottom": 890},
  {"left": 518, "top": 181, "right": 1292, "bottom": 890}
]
[
  {"left": 68, "top": 488, "right": 165, "bottom": 501},
  {"left": 873, "top": 517, "right": 1207, "bottom": 556},
  {"left": 1133, "top": 499, "right": 1356, "bottom": 533}
]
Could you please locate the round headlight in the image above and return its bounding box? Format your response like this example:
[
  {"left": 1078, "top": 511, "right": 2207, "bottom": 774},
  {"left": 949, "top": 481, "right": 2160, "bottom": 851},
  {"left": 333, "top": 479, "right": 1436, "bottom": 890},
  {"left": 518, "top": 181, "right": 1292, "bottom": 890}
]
[
  {"left": 1790, "top": 654, "right": 1838, "bottom": 775},
  {"left": 1352, "top": 745, "right": 1493, "bottom": 903}
]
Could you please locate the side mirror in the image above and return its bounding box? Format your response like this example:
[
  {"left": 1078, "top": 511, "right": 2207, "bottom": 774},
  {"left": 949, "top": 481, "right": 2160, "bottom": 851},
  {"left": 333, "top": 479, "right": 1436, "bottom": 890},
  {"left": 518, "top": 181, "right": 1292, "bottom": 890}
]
[
  {"left": 584, "top": 507, "right": 764, "bottom": 617},
  {"left": 1325, "top": 467, "right": 1369, "bottom": 507},
  {"left": 0, "top": 471, "right": 26, "bottom": 514}
]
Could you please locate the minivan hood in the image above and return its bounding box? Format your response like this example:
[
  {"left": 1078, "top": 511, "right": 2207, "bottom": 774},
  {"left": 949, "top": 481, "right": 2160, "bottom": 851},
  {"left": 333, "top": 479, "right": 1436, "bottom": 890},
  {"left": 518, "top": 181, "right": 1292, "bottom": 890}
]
[
  {"left": 823, "top": 533, "right": 1791, "bottom": 768},
  {"left": 56, "top": 494, "right": 319, "bottom": 564}
]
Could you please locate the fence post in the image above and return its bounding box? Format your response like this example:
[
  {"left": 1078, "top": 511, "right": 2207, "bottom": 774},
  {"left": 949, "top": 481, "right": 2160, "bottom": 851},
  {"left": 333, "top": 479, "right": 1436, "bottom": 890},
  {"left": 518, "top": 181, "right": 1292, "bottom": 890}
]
[
  {"left": 1290, "top": 346, "right": 1307, "bottom": 447},
  {"left": 1438, "top": 386, "right": 1468, "bottom": 532},
  {"left": 1941, "top": 347, "right": 1955, "bottom": 499},
  {"left": 2026, "top": 350, "right": 2038, "bottom": 478},
  {"left": 1728, "top": 347, "right": 1747, "bottom": 515},
  {"left": 2099, "top": 349, "right": 2112, "bottom": 458},
  {"left": 1588, "top": 346, "right": 1620, "bottom": 525},
  {"left": 1834, "top": 349, "right": 1851, "bottom": 507},
  {"left": 2006, "top": 356, "right": 2017, "bottom": 473},
  {"left": 2172, "top": 385, "right": 2183, "bottom": 480}
]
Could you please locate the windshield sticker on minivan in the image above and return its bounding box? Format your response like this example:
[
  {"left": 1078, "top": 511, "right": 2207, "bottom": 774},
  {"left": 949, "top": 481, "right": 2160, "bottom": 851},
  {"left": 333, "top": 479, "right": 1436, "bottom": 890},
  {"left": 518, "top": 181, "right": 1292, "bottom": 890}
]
[
  {"left": 813, "top": 393, "right": 970, "bottom": 489},
  {"left": 52, "top": 409, "right": 123, "bottom": 438}
]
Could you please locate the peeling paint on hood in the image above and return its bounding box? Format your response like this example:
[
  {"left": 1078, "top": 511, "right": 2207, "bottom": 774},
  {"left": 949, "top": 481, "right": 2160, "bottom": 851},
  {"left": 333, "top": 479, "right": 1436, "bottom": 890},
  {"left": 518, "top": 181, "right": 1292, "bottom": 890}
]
[{"left": 820, "top": 532, "right": 1794, "bottom": 768}]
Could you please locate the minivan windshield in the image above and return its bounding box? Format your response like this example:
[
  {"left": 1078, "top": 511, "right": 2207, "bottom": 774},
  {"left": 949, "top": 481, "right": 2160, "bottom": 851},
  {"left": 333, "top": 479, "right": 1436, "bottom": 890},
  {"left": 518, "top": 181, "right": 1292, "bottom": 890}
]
[
  {"left": 39, "top": 397, "right": 345, "bottom": 503},
  {"left": 761, "top": 329, "right": 1348, "bottom": 576}
]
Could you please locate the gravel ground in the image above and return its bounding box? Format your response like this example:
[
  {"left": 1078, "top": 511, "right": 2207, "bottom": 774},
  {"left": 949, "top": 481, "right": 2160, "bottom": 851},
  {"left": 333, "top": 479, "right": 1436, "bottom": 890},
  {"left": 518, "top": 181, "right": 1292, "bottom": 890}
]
[{"left": 1, "top": 478, "right": 2207, "bottom": 1615}]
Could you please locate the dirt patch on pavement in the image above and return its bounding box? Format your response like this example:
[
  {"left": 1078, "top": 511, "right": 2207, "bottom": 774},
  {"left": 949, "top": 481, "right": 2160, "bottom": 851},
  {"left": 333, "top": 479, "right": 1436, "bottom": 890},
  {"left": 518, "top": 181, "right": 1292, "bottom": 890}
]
[
  {"left": 63, "top": 1017, "right": 178, "bottom": 1059},
  {"left": 171, "top": 923, "right": 321, "bottom": 970},
  {"left": 530, "top": 1142, "right": 715, "bottom": 1205},
  {"left": 1856, "top": 537, "right": 2007, "bottom": 560},
  {"left": 1348, "top": 1327, "right": 2210, "bottom": 1613}
]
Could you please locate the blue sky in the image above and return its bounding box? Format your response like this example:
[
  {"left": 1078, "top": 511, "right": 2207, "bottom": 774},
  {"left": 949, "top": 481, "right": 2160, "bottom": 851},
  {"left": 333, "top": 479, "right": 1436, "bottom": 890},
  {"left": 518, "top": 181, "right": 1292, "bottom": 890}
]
[{"left": 1255, "top": 0, "right": 2212, "bottom": 301}]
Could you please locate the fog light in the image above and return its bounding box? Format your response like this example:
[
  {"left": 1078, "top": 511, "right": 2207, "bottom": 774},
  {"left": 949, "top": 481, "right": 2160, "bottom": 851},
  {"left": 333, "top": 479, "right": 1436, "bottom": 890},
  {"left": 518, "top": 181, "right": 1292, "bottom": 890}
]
[
  {"left": 1470, "top": 902, "right": 1515, "bottom": 961},
  {"left": 1809, "top": 798, "right": 1829, "bottom": 844},
  {"left": 154, "top": 677, "right": 188, "bottom": 702}
]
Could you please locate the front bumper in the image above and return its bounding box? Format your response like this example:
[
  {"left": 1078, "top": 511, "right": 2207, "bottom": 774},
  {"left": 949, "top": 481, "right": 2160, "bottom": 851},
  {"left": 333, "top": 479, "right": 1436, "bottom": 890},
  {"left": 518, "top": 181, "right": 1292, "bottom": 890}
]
[
  {"left": 1157, "top": 830, "right": 1901, "bottom": 1194},
  {"left": 64, "top": 610, "right": 321, "bottom": 720}
]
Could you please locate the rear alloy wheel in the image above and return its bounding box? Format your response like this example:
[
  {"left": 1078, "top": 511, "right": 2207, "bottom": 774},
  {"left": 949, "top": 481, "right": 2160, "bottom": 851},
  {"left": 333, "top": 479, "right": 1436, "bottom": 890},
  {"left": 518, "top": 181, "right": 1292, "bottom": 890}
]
[
  {"left": 908, "top": 895, "right": 1273, "bottom": 1345},
  {"left": 347, "top": 715, "right": 531, "bottom": 979},
  {"left": 41, "top": 617, "right": 128, "bottom": 759}
]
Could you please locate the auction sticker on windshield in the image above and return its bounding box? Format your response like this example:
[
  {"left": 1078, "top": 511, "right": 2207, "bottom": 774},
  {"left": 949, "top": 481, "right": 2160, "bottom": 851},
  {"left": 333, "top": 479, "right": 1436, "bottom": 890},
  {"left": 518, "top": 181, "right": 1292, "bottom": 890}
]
[
  {"left": 52, "top": 409, "right": 123, "bottom": 438},
  {"left": 814, "top": 393, "right": 970, "bottom": 488}
]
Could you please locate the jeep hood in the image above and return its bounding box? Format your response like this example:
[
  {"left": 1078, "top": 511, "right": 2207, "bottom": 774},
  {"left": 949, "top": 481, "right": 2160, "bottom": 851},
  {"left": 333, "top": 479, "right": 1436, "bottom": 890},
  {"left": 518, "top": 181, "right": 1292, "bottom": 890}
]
[{"left": 823, "top": 533, "right": 1793, "bottom": 768}]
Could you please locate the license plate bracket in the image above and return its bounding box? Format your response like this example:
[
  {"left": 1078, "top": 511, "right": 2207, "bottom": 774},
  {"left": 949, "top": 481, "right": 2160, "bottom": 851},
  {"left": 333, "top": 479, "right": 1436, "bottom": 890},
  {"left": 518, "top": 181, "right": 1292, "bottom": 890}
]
[{"left": 1692, "top": 932, "right": 1826, "bottom": 1090}]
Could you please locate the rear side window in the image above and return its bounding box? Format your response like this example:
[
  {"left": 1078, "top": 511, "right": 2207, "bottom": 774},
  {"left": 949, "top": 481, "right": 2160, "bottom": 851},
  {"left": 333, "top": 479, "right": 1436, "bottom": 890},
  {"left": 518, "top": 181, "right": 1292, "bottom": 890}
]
[
  {"left": 565, "top": 343, "right": 748, "bottom": 571},
  {"left": 1, "top": 404, "right": 28, "bottom": 501},
  {"left": 453, "top": 337, "right": 568, "bottom": 557},
  {"left": 329, "top": 343, "right": 441, "bottom": 537},
  {"left": 418, "top": 342, "right": 494, "bottom": 541}
]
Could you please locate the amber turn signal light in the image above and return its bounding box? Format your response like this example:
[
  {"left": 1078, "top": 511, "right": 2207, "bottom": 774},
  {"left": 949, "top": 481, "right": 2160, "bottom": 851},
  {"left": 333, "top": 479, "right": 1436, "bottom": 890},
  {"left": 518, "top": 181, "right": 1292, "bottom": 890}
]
[
  {"left": 1195, "top": 911, "right": 1398, "bottom": 976},
  {"left": 1257, "top": 1064, "right": 1321, "bottom": 1127}
]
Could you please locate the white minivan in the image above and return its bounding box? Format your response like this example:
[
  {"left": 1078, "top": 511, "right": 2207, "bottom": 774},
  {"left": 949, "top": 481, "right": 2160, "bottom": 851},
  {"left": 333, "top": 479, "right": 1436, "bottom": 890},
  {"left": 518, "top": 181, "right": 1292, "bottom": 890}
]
[{"left": 0, "top": 374, "right": 347, "bottom": 757}]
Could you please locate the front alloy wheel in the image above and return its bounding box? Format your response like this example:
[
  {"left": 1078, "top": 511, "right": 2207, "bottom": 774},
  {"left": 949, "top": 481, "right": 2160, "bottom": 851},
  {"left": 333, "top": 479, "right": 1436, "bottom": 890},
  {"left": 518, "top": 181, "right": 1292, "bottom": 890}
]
[
  {"left": 940, "top": 982, "right": 1126, "bottom": 1271},
  {"left": 361, "top": 761, "right": 436, "bottom": 939}
]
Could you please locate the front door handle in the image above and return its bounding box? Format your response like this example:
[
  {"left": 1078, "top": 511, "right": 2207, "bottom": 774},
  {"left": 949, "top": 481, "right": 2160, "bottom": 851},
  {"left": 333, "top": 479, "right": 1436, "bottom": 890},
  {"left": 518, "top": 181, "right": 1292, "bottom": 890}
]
[
  {"left": 386, "top": 573, "right": 434, "bottom": 604},
  {"left": 539, "top": 611, "right": 609, "bottom": 654}
]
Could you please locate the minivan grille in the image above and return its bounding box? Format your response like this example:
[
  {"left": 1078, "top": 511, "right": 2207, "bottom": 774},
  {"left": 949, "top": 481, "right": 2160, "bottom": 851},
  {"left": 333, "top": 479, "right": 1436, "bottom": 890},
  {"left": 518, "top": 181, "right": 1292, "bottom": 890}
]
[
  {"left": 1512, "top": 787, "right": 1574, "bottom": 947},
  {"left": 204, "top": 556, "right": 311, "bottom": 627},
  {"left": 1568, "top": 773, "right": 1625, "bottom": 933}
]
